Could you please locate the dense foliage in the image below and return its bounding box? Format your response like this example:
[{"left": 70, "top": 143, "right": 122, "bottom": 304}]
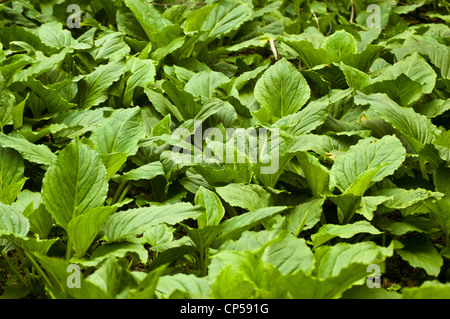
[{"left": 0, "top": 0, "right": 450, "bottom": 299}]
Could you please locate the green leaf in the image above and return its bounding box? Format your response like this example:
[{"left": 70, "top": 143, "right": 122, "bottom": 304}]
[
  {"left": 186, "top": 0, "right": 252, "bottom": 41},
  {"left": 218, "top": 206, "right": 287, "bottom": 242},
  {"left": 67, "top": 206, "right": 117, "bottom": 258},
  {"left": 209, "top": 250, "right": 286, "bottom": 298},
  {"left": 403, "top": 281, "right": 450, "bottom": 299},
  {"left": 92, "top": 32, "right": 130, "bottom": 62},
  {"left": 124, "top": 0, "right": 173, "bottom": 44},
  {"left": 396, "top": 236, "right": 443, "bottom": 276},
  {"left": 184, "top": 70, "right": 229, "bottom": 99},
  {"left": 79, "top": 61, "right": 126, "bottom": 109},
  {"left": 85, "top": 256, "right": 138, "bottom": 298},
  {"left": 371, "top": 52, "right": 437, "bottom": 94},
  {"left": 254, "top": 58, "right": 311, "bottom": 119},
  {"left": 72, "top": 242, "right": 149, "bottom": 267},
  {"left": 313, "top": 242, "right": 393, "bottom": 279},
  {"left": 42, "top": 139, "right": 109, "bottom": 230},
  {"left": 0, "top": 73, "right": 15, "bottom": 131},
  {"left": 297, "top": 151, "right": 332, "bottom": 197},
  {"left": 0, "top": 132, "right": 56, "bottom": 166},
  {"left": 405, "top": 36, "right": 450, "bottom": 79},
  {"left": 323, "top": 30, "right": 358, "bottom": 61},
  {"left": 156, "top": 273, "right": 210, "bottom": 299},
  {"left": 311, "top": 221, "right": 382, "bottom": 248},
  {"left": 31, "top": 253, "right": 108, "bottom": 299},
  {"left": 286, "top": 198, "right": 325, "bottom": 236},
  {"left": 362, "top": 74, "right": 424, "bottom": 107},
  {"left": 38, "top": 22, "right": 90, "bottom": 50},
  {"left": 103, "top": 203, "right": 203, "bottom": 241},
  {"left": 283, "top": 263, "right": 371, "bottom": 299},
  {"left": 261, "top": 232, "right": 314, "bottom": 275},
  {"left": 215, "top": 183, "right": 272, "bottom": 211},
  {"left": 0, "top": 147, "right": 24, "bottom": 204},
  {"left": 194, "top": 186, "right": 225, "bottom": 228},
  {"left": 123, "top": 57, "right": 156, "bottom": 106},
  {"left": 91, "top": 107, "right": 146, "bottom": 156},
  {"left": 330, "top": 135, "right": 406, "bottom": 193},
  {"left": 0, "top": 203, "right": 29, "bottom": 251},
  {"left": 279, "top": 37, "right": 332, "bottom": 69},
  {"left": 113, "top": 161, "right": 165, "bottom": 183}
]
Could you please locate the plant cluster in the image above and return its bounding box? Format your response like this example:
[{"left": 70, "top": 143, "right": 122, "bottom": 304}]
[{"left": 0, "top": 0, "right": 449, "bottom": 299}]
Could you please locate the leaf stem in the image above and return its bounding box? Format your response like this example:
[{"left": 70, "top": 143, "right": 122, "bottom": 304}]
[
  {"left": 65, "top": 237, "right": 73, "bottom": 261},
  {"left": 1, "top": 250, "right": 29, "bottom": 287},
  {"left": 112, "top": 180, "right": 128, "bottom": 205}
]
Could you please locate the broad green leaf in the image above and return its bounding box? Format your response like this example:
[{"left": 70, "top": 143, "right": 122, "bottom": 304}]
[
  {"left": 123, "top": 57, "right": 156, "bottom": 106},
  {"left": 362, "top": 74, "right": 424, "bottom": 107},
  {"left": 0, "top": 132, "right": 56, "bottom": 166},
  {"left": 323, "top": 30, "right": 358, "bottom": 60},
  {"left": 0, "top": 73, "right": 14, "bottom": 131},
  {"left": 141, "top": 224, "right": 174, "bottom": 252},
  {"left": 124, "top": 0, "right": 173, "bottom": 44},
  {"left": 38, "top": 22, "right": 90, "bottom": 50},
  {"left": 113, "top": 161, "right": 165, "bottom": 183},
  {"left": 91, "top": 107, "right": 146, "bottom": 156},
  {"left": 92, "top": 32, "right": 131, "bottom": 62},
  {"left": 296, "top": 151, "right": 332, "bottom": 197},
  {"left": 313, "top": 242, "right": 394, "bottom": 279},
  {"left": 72, "top": 242, "right": 149, "bottom": 267},
  {"left": 274, "top": 94, "right": 329, "bottom": 135},
  {"left": 186, "top": 0, "right": 253, "bottom": 41},
  {"left": 0, "top": 231, "right": 57, "bottom": 255},
  {"left": 330, "top": 135, "right": 406, "bottom": 193},
  {"left": 311, "top": 221, "right": 382, "bottom": 248},
  {"left": 425, "top": 198, "right": 450, "bottom": 244},
  {"left": 209, "top": 250, "right": 286, "bottom": 298},
  {"left": 217, "top": 206, "right": 287, "bottom": 242},
  {"left": 128, "top": 265, "right": 166, "bottom": 299},
  {"left": 254, "top": 58, "right": 311, "bottom": 119},
  {"left": 261, "top": 232, "right": 314, "bottom": 275},
  {"left": 194, "top": 186, "right": 225, "bottom": 228},
  {"left": 396, "top": 236, "right": 443, "bottom": 276},
  {"left": 0, "top": 203, "right": 29, "bottom": 251},
  {"left": 85, "top": 256, "right": 138, "bottom": 298},
  {"left": 28, "top": 204, "right": 53, "bottom": 239},
  {"left": 215, "top": 183, "right": 272, "bottom": 211},
  {"left": 405, "top": 36, "right": 450, "bottom": 79},
  {"left": 79, "top": 61, "right": 126, "bottom": 109},
  {"left": 67, "top": 206, "right": 117, "bottom": 258},
  {"left": 371, "top": 52, "right": 437, "bottom": 94},
  {"left": 156, "top": 273, "right": 211, "bottom": 299},
  {"left": 403, "top": 281, "right": 450, "bottom": 299},
  {"left": 279, "top": 37, "right": 332, "bottom": 69},
  {"left": 373, "top": 188, "right": 441, "bottom": 210},
  {"left": 42, "top": 139, "right": 109, "bottom": 230},
  {"left": 100, "top": 152, "right": 128, "bottom": 180},
  {"left": 286, "top": 198, "right": 325, "bottom": 236},
  {"left": 103, "top": 203, "right": 203, "bottom": 241},
  {"left": 356, "top": 196, "right": 393, "bottom": 221},
  {"left": 283, "top": 263, "right": 371, "bottom": 299},
  {"left": 340, "top": 63, "right": 372, "bottom": 91},
  {"left": 31, "top": 253, "right": 108, "bottom": 299},
  {"left": 184, "top": 70, "right": 229, "bottom": 99},
  {"left": 0, "top": 147, "right": 24, "bottom": 204}
]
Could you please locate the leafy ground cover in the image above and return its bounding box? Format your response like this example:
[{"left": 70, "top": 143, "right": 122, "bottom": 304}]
[{"left": 0, "top": 0, "right": 450, "bottom": 299}]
